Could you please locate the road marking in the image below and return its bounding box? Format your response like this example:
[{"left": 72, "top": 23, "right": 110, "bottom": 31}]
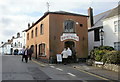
[
  {"left": 56, "top": 68, "right": 63, "bottom": 71},
  {"left": 74, "top": 68, "right": 109, "bottom": 80},
  {"left": 32, "top": 60, "right": 46, "bottom": 67},
  {"left": 50, "top": 66, "right": 55, "bottom": 68},
  {"left": 67, "top": 73, "right": 76, "bottom": 77}
]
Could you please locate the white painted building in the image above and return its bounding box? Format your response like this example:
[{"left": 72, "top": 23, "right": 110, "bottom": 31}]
[
  {"left": 12, "top": 31, "right": 27, "bottom": 54},
  {"left": 1, "top": 42, "right": 12, "bottom": 55},
  {"left": 88, "top": 5, "right": 119, "bottom": 55},
  {"left": 103, "top": 6, "right": 120, "bottom": 50}
]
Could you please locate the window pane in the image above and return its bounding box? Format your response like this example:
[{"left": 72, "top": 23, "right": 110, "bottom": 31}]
[{"left": 64, "top": 20, "right": 75, "bottom": 32}]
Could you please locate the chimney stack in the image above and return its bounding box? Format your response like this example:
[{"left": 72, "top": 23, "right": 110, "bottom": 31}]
[
  {"left": 88, "top": 7, "right": 94, "bottom": 28},
  {"left": 1, "top": 42, "right": 3, "bottom": 44},
  {"left": 32, "top": 22, "right": 34, "bottom": 26},
  {"left": 17, "top": 32, "right": 20, "bottom": 38},
  {"left": 28, "top": 23, "right": 30, "bottom": 28},
  {"left": 8, "top": 39, "right": 10, "bottom": 42},
  {"left": 12, "top": 36, "right": 15, "bottom": 39}
]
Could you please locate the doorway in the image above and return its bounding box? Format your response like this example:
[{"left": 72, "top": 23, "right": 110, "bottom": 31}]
[
  {"left": 64, "top": 41, "right": 75, "bottom": 49},
  {"left": 64, "top": 41, "right": 76, "bottom": 63}
]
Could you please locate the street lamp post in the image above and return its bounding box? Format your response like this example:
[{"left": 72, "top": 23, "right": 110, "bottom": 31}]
[{"left": 100, "top": 29, "right": 104, "bottom": 46}]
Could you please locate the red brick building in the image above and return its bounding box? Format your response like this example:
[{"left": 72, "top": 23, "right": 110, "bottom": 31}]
[{"left": 26, "top": 11, "right": 88, "bottom": 62}]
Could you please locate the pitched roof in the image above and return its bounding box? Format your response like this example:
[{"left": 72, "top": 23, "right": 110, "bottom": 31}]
[
  {"left": 26, "top": 11, "right": 88, "bottom": 31},
  {"left": 91, "top": 5, "right": 119, "bottom": 29},
  {"left": 105, "top": 5, "right": 120, "bottom": 19},
  {"left": 92, "top": 9, "right": 112, "bottom": 29}
]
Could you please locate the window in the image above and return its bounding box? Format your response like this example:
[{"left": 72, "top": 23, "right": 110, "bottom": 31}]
[
  {"left": 39, "top": 43, "right": 45, "bottom": 56},
  {"left": 35, "top": 27, "right": 38, "bottom": 37},
  {"left": 15, "top": 42, "right": 16, "bottom": 47},
  {"left": 114, "top": 21, "right": 118, "bottom": 32},
  {"left": 80, "top": 24, "right": 83, "bottom": 27},
  {"left": 31, "top": 30, "right": 34, "bottom": 38},
  {"left": 27, "top": 33, "right": 29, "bottom": 40},
  {"left": 114, "top": 42, "right": 120, "bottom": 50},
  {"left": 118, "top": 20, "right": 120, "bottom": 32},
  {"left": 64, "top": 20, "right": 75, "bottom": 32},
  {"left": 94, "top": 29, "right": 100, "bottom": 41},
  {"left": 40, "top": 24, "right": 44, "bottom": 35}
]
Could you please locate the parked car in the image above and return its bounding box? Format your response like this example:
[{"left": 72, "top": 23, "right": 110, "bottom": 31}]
[{"left": 18, "top": 50, "right": 23, "bottom": 55}]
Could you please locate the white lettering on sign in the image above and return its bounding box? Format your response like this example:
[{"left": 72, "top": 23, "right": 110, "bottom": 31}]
[{"left": 61, "top": 33, "right": 79, "bottom": 41}]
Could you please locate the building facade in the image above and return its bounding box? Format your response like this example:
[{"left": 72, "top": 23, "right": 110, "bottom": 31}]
[
  {"left": 26, "top": 11, "right": 88, "bottom": 61},
  {"left": 103, "top": 5, "right": 120, "bottom": 50},
  {"left": 88, "top": 5, "right": 120, "bottom": 55}
]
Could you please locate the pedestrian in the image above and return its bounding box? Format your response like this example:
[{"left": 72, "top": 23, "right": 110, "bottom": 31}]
[
  {"left": 61, "top": 48, "right": 68, "bottom": 65},
  {"left": 21, "top": 46, "right": 25, "bottom": 62},
  {"left": 66, "top": 47, "right": 72, "bottom": 63},
  {"left": 28, "top": 47, "right": 33, "bottom": 60},
  {"left": 22, "top": 47, "right": 29, "bottom": 63},
  {"left": 24, "top": 48, "right": 29, "bottom": 63}
]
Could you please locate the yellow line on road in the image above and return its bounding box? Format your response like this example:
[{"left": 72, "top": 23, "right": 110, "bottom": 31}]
[
  {"left": 74, "top": 68, "right": 109, "bottom": 80},
  {"left": 32, "top": 60, "right": 46, "bottom": 67}
]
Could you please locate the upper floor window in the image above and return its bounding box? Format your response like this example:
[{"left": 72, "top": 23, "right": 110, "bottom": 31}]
[
  {"left": 40, "top": 24, "right": 44, "bottom": 35},
  {"left": 114, "top": 21, "right": 118, "bottom": 32},
  {"left": 27, "top": 33, "right": 29, "bottom": 40},
  {"left": 35, "top": 27, "right": 38, "bottom": 37},
  {"left": 31, "top": 30, "right": 34, "bottom": 38},
  {"left": 64, "top": 20, "right": 75, "bottom": 33},
  {"left": 118, "top": 20, "right": 120, "bottom": 32}
]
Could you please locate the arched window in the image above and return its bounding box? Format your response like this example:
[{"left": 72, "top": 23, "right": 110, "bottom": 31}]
[
  {"left": 64, "top": 20, "right": 75, "bottom": 33},
  {"left": 40, "top": 24, "right": 44, "bottom": 35},
  {"left": 27, "top": 33, "right": 29, "bottom": 40},
  {"left": 35, "top": 27, "right": 38, "bottom": 37}
]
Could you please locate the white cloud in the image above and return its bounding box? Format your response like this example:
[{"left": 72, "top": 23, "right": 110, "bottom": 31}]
[{"left": 0, "top": 0, "right": 119, "bottom": 42}]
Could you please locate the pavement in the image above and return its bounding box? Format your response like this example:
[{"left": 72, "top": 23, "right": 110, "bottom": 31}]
[{"left": 32, "top": 57, "right": 119, "bottom": 81}]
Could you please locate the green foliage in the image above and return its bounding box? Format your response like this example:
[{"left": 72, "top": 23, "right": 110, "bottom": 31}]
[
  {"left": 90, "top": 46, "right": 115, "bottom": 62},
  {"left": 98, "top": 46, "right": 114, "bottom": 51},
  {"left": 102, "top": 51, "right": 120, "bottom": 64}
]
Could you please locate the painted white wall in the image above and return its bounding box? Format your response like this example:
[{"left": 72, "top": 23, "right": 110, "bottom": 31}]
[
  {"left": 2, "top": 44, "right": 11, "bottom": 55},
  {"left": 22, "top": 31, "right": 26, "bottom": 48},
  {"left": 88, "top": 30, "right": 101, "bottom": 55},
  {"left": 103, "top": 16, "right": 119, "bottom": 48}
]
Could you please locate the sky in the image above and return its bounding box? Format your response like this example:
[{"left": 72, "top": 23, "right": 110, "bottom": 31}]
[{"left": 0, "top": 0, "right": 119, "bottom": 43}]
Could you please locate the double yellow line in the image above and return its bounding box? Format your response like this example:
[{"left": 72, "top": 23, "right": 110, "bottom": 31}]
[
  {"left": 32, "top": 59, "right": 110, "bottom": 81},
  {"left": 32, "top": 60, "right": 46, "bottom": 67},
  {"left": 73, "top": 67, "right": 109, "bottom": 80}
]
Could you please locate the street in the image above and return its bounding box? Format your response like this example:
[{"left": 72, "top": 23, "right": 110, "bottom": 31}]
[{"left": 2, "top": 55, "right": 119, "bottom": 82}]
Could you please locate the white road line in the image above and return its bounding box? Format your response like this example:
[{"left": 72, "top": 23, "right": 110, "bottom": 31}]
[
  {"left": 56, "top": 68, "right": 63, "bottom": 71},
  {"left": 67, "top": 73, "right": 76, "bottom": 77},
  {"left": 50, "top": 66, "right": 55, "bottom": 68}
]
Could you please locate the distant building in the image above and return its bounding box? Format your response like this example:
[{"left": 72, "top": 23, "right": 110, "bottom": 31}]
[
  {"left": 12, "top": 31, "right": 27, "bottom": 55},
  {"left": 26, "top": 11, "right": 88, "bottom": 62},
  {"left": 1, "top": 41, "right": 12, "bottom": 55},
  {"left": 88, "top": 5, "right": 120, "bottom": 55}
]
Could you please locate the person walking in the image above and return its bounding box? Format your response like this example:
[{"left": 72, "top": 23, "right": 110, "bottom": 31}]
[
  {"left": 24, "top": 48, "right": 29, "bottom": 63},
  {"left": 21, "top": 46, "right": 25, "bottom": 62},
  {"left": 66, "top": 47, "right": 72, "bottom": 63},
  {"left": 28, "top": 47, "right": 33, "bottom": 60},
  {"left": 61, "top": 48, "right": 68, "bottom": 65}
]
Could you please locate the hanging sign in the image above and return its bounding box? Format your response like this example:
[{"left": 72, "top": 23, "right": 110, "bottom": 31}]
[{"left": 61, "top": 33, "right": 79, "bottom": 41}]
